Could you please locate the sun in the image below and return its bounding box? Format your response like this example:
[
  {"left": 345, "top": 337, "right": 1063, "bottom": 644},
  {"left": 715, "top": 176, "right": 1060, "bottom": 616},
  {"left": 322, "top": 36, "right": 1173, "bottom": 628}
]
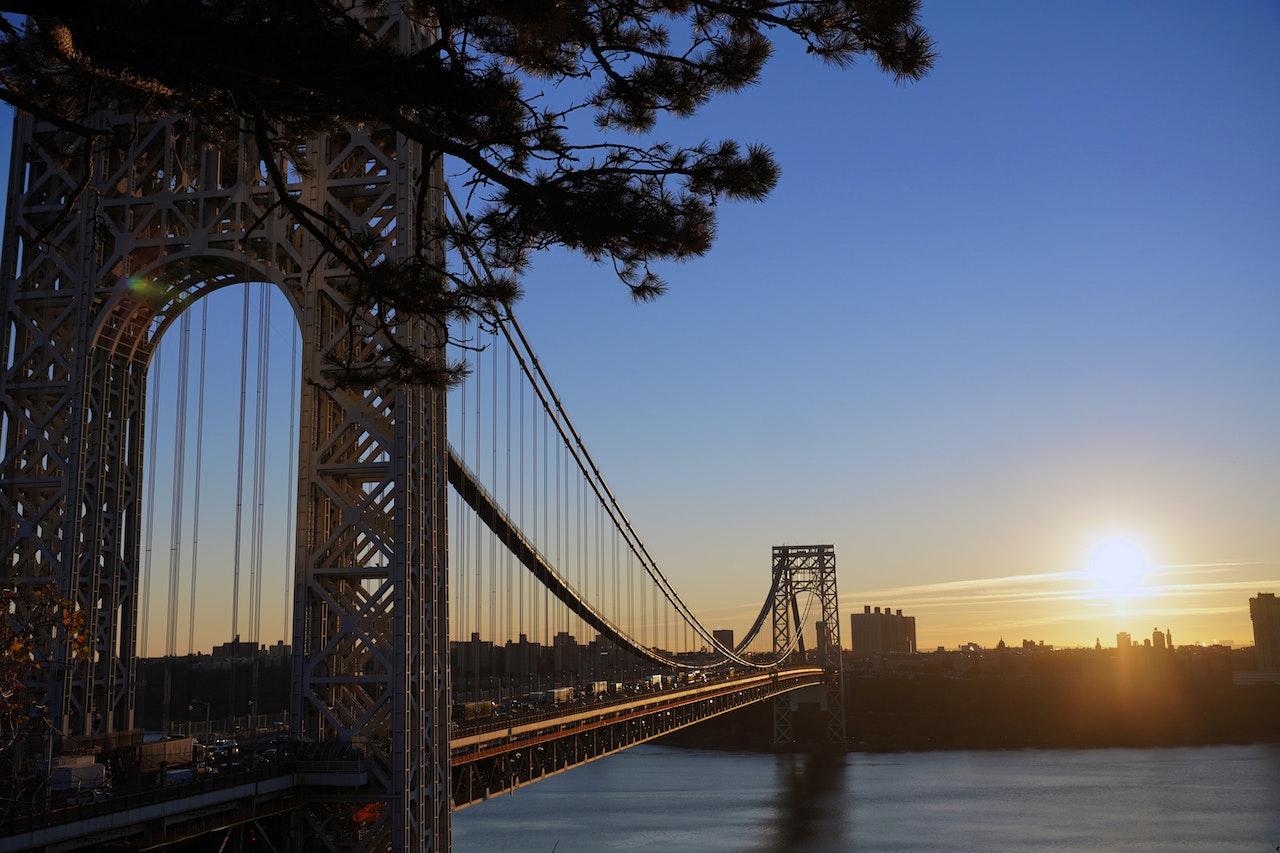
[{"left": 1086, "top": 537, "right": 1151, "bottom": 591}]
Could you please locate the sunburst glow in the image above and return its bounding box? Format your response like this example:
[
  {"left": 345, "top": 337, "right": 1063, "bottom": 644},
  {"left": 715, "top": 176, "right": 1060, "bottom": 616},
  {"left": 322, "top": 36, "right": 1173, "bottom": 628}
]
[{"left": 1087, "top": 538, "right": 1151, "bottom": 592}]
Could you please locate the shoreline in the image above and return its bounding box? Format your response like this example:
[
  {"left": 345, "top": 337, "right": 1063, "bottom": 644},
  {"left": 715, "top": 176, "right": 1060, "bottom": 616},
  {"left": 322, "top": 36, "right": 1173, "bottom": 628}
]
[{"left": 658, "top": 670, "right": 1280, "bottom": 754}]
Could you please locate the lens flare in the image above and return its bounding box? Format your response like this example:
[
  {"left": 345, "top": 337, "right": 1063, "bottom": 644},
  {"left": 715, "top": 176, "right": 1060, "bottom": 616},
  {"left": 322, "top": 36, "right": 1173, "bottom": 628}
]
[{"left": 126, "top": 275, "right": 165, "bottom": 298}]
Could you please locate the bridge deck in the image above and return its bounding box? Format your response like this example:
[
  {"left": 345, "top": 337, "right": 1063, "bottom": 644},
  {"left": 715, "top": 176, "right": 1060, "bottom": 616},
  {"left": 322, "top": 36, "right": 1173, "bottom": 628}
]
[
  {"left": 450, "top": 668, "right": 827, "bottom": 807},
  {"left": 0, "top": 669, "right": 829, "bottom": 851}
]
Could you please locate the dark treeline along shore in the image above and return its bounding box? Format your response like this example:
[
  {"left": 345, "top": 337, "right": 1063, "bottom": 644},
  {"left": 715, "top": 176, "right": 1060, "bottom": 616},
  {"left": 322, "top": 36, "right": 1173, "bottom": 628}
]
[{"left": 663, "top": 647, "right": 1280, "bottom": 752}]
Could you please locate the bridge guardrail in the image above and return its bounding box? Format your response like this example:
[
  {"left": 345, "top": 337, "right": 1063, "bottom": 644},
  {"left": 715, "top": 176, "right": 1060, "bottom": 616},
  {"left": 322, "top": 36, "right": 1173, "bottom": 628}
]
[
  {"left": 451, "top": 668, "right": 827, "bottom": 758},
  {"left": 452, "top": 668, "right": 825, "bottom": 742}
]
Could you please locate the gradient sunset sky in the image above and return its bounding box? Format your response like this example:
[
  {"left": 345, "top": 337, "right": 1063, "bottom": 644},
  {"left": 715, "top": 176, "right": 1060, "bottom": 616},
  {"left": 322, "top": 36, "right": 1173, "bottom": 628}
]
[
  {"left": 3, "top": 2, "right": 1276, "bottom": 653},
  {"left": 497, "top": 0, "right": 1280, "bottom": 650}
]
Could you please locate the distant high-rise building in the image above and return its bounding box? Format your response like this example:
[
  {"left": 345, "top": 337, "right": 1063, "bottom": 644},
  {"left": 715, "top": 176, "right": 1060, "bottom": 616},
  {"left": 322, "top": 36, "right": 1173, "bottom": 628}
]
[
  {"left": 1152, "top": 627, "right": 1166, "bottom": 651},
  {"left": 551, "top": 630, "right": 581, "bottom": 674},
  {"left": 1250, "top": 592, "right": 1280, "bottom": 672},
  {"left": 1116, "top": 631, "right": 1132, "bottom": 649},
  {"left": 212, "top": 635, "right": 262, "bottom": 659},
  {"left": 815, "top": 621, "right": 833, "bottom": 654},
  {"left": 712, "top": 628, "right": 735, "bottom": 653},
  {"left": 850, "top": 606, "right": 916, "bottom": 657}
]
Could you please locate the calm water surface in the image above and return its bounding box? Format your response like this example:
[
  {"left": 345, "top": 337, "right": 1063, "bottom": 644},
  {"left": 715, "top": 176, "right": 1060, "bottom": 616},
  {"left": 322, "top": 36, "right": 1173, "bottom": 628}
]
[{"left": 452, "top": 742, "right": 1280, "bottom": 852}]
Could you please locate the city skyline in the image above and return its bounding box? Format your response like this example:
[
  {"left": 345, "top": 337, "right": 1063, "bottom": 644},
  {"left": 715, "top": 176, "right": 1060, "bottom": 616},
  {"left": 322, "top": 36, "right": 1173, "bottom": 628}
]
[
  {"left": 185, "top": 582, "right": 1275, "bottom": 658},
  {"left": 2, "top": 1, "right": 1277, "bottom": 655}
]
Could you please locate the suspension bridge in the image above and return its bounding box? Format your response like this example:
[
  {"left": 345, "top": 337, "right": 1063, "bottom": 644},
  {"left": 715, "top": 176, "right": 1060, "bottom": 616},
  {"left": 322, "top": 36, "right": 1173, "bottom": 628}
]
[{"left": 0, "top": 10, "right": 846, "bottom": 852}]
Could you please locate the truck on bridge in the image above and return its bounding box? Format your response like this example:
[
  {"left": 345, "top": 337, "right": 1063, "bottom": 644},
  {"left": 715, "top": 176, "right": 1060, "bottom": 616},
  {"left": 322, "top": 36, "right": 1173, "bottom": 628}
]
[
  {"left": 452, "top": 701, "right": 496, "bottom": 723},
  {"left": 521, "top": 687, "right": 576, "bottom": 705},
  {"left": 139, "top": 735, "right": 199, "bottom": 774}
]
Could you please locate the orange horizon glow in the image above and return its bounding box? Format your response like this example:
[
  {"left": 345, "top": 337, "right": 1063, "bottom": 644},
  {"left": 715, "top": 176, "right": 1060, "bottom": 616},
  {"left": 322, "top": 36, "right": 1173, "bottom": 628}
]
[{"left": 835, "top": 556, "right": 1276, "bottom": 651}]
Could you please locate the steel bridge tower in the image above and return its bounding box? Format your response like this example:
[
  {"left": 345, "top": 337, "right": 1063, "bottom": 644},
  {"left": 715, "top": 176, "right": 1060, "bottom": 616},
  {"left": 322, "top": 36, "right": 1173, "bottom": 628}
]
[
  {"left": 0, "top": 8, "right": 450, "bottom": 851},
  {"left": 770, "top": 544, "right": 847, "bottom": 747}
]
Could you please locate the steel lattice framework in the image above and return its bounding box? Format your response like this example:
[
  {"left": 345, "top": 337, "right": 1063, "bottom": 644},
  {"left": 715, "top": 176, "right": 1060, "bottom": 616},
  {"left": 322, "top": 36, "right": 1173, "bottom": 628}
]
[
  {"left": 770, "top": 544, "right": 847, "bottom": 746},
  {"left": 0, "top": 8, "right": 450, "bottom": 851}
]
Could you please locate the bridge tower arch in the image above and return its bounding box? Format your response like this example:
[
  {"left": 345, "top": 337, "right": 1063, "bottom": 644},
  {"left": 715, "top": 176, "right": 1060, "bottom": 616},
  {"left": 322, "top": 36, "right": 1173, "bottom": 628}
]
[
  {"left": 0, "top": 12, "right": 450, "bottom": 852},
  {"left": 770, "top": 544, "right": 847, "bottom": 748}
]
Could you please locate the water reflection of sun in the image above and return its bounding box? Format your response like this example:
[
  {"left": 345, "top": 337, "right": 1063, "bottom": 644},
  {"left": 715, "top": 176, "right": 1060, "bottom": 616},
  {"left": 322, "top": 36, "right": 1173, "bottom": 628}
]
[{"left": 1086, "top": 537, "right": 1152, "bottom": 595}]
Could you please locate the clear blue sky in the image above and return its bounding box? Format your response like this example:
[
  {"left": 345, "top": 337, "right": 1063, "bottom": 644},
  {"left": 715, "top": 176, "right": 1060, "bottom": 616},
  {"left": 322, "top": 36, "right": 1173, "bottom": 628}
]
[{"left": 4, "top": 2, "right": 1277, "bottom": 652}]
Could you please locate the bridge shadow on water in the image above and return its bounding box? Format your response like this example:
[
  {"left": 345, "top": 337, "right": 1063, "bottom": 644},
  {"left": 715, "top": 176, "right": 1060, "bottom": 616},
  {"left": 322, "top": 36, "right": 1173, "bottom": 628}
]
[{"left": 763, "top": 751, "right": 849, "bottom": 853}]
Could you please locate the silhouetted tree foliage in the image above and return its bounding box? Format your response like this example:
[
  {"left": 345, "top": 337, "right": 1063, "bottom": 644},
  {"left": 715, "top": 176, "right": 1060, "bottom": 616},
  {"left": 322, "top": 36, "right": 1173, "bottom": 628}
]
[
  {"left": 1, "top": 584, "right": 89, "bottom": 775},
  {"left": 0, "top": 1, "right": 933, "bottom": 383}
]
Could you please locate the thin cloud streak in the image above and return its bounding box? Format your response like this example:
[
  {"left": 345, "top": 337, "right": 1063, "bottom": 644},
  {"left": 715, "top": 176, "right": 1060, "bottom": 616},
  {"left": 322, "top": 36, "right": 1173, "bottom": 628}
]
[
  {"left": 849, "top": 570, "right": 1083, "bottom": 602},
  {"left": 975, "top": 604, "right": 1251, "bottom": 635},
  {"left": 927, "top": 604, "right": 1246, "bottom": 626},
  {"left": 843, "top": 577, "right": 1280, "bottom": 613},
  {"left": 1158, "top": 562, "right": 1268, "bottom": 570}
]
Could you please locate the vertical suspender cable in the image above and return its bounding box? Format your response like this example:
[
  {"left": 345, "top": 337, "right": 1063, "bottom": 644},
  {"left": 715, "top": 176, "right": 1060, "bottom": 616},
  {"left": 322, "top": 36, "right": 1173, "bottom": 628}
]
[
  {"left": 576, "top": 462, "right": 583, "bottom": 625},
  {"left": 613, "top": 516, "right": 620, "bottom": 663},
  {"left": 250, "top": 283, "right": 271, "bottom": 646},
  {"left": 231, "top": 283, "right": 251, "bottom": 642},
  {"left": 597, "top": 502, "right": 603, "bottom": 648},
  {"left": 638, "top": 506, "right": 646, "bottom": 652},
  {"left": 560, "top": 438, "right": 568, "bottom": 637},
  {"left": 166, "top": 309, "right": 190, "bottom": 658},
  {"left": 505, "top": 341, "right": 513, "bottom": 678},
  {"left": 531, "top": 382, "right": 539, "bottom": 652},
  {"left": 160, "top": 309, "right": 191, "bottom": 735},
  {"left": 659, "top": 573, "right": 665, "bottom": 655},
  {"left": 141, "top": 348, "right": 164, "bottom": 658},
  {"left": 541, "top": 407, "right": 549, "bottom": 687},
  {"left": 456, "top": 317, "right": 469, "bottom": 675},
  {"left": 518, "top": 353, "right": 525, "bottom": 644},
  {"left": 226, "top": 279, "right": 253, "bottom": 719},
  {"left": 248, "top": 283, "right": 271, "bottom": 717},
  {"left": 282, "top": 309, "right": 298, "bottom": 646},
  {"left": 504, "top": 335, "right": 514, "bottom": 686},
  {"left": 626, "top": 548, "right": 633, "bottom": 665},
  {"left": 247, "top": 289, "right": 260, "bottom": 645},
  {"left": 489, "top": 330, "right": 497, "bottom": 664},
  {"left": 472, "top": 317, "right": 484, "bottom": 694},
  {"left": 187, "top": 299, "right": 208, "bottom": 655}
]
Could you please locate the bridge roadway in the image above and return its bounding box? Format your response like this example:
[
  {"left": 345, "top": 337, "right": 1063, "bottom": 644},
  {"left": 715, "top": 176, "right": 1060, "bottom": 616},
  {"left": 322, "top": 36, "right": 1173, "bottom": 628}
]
[
  {"left": 0, "top": 668, "right": 827, "bottom": 851},
  {"left": 451, "top": 667, "right": 827, "bottom": 807}
]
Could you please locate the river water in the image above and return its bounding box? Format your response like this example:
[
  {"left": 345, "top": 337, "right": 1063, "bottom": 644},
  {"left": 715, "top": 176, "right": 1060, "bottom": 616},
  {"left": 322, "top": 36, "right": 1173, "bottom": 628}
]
[{"left": 452, "top": 742, "right": 1280, "bottom": 852}]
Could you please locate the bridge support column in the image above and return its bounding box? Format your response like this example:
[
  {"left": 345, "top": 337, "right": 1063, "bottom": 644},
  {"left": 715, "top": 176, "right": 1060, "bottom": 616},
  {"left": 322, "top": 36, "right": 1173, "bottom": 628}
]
[
  {"left": 1, "top": 7, "right": 451, "bottom": 849},
  {"left": 770, "top": 545, "right": 847, "bottom": 748}
]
